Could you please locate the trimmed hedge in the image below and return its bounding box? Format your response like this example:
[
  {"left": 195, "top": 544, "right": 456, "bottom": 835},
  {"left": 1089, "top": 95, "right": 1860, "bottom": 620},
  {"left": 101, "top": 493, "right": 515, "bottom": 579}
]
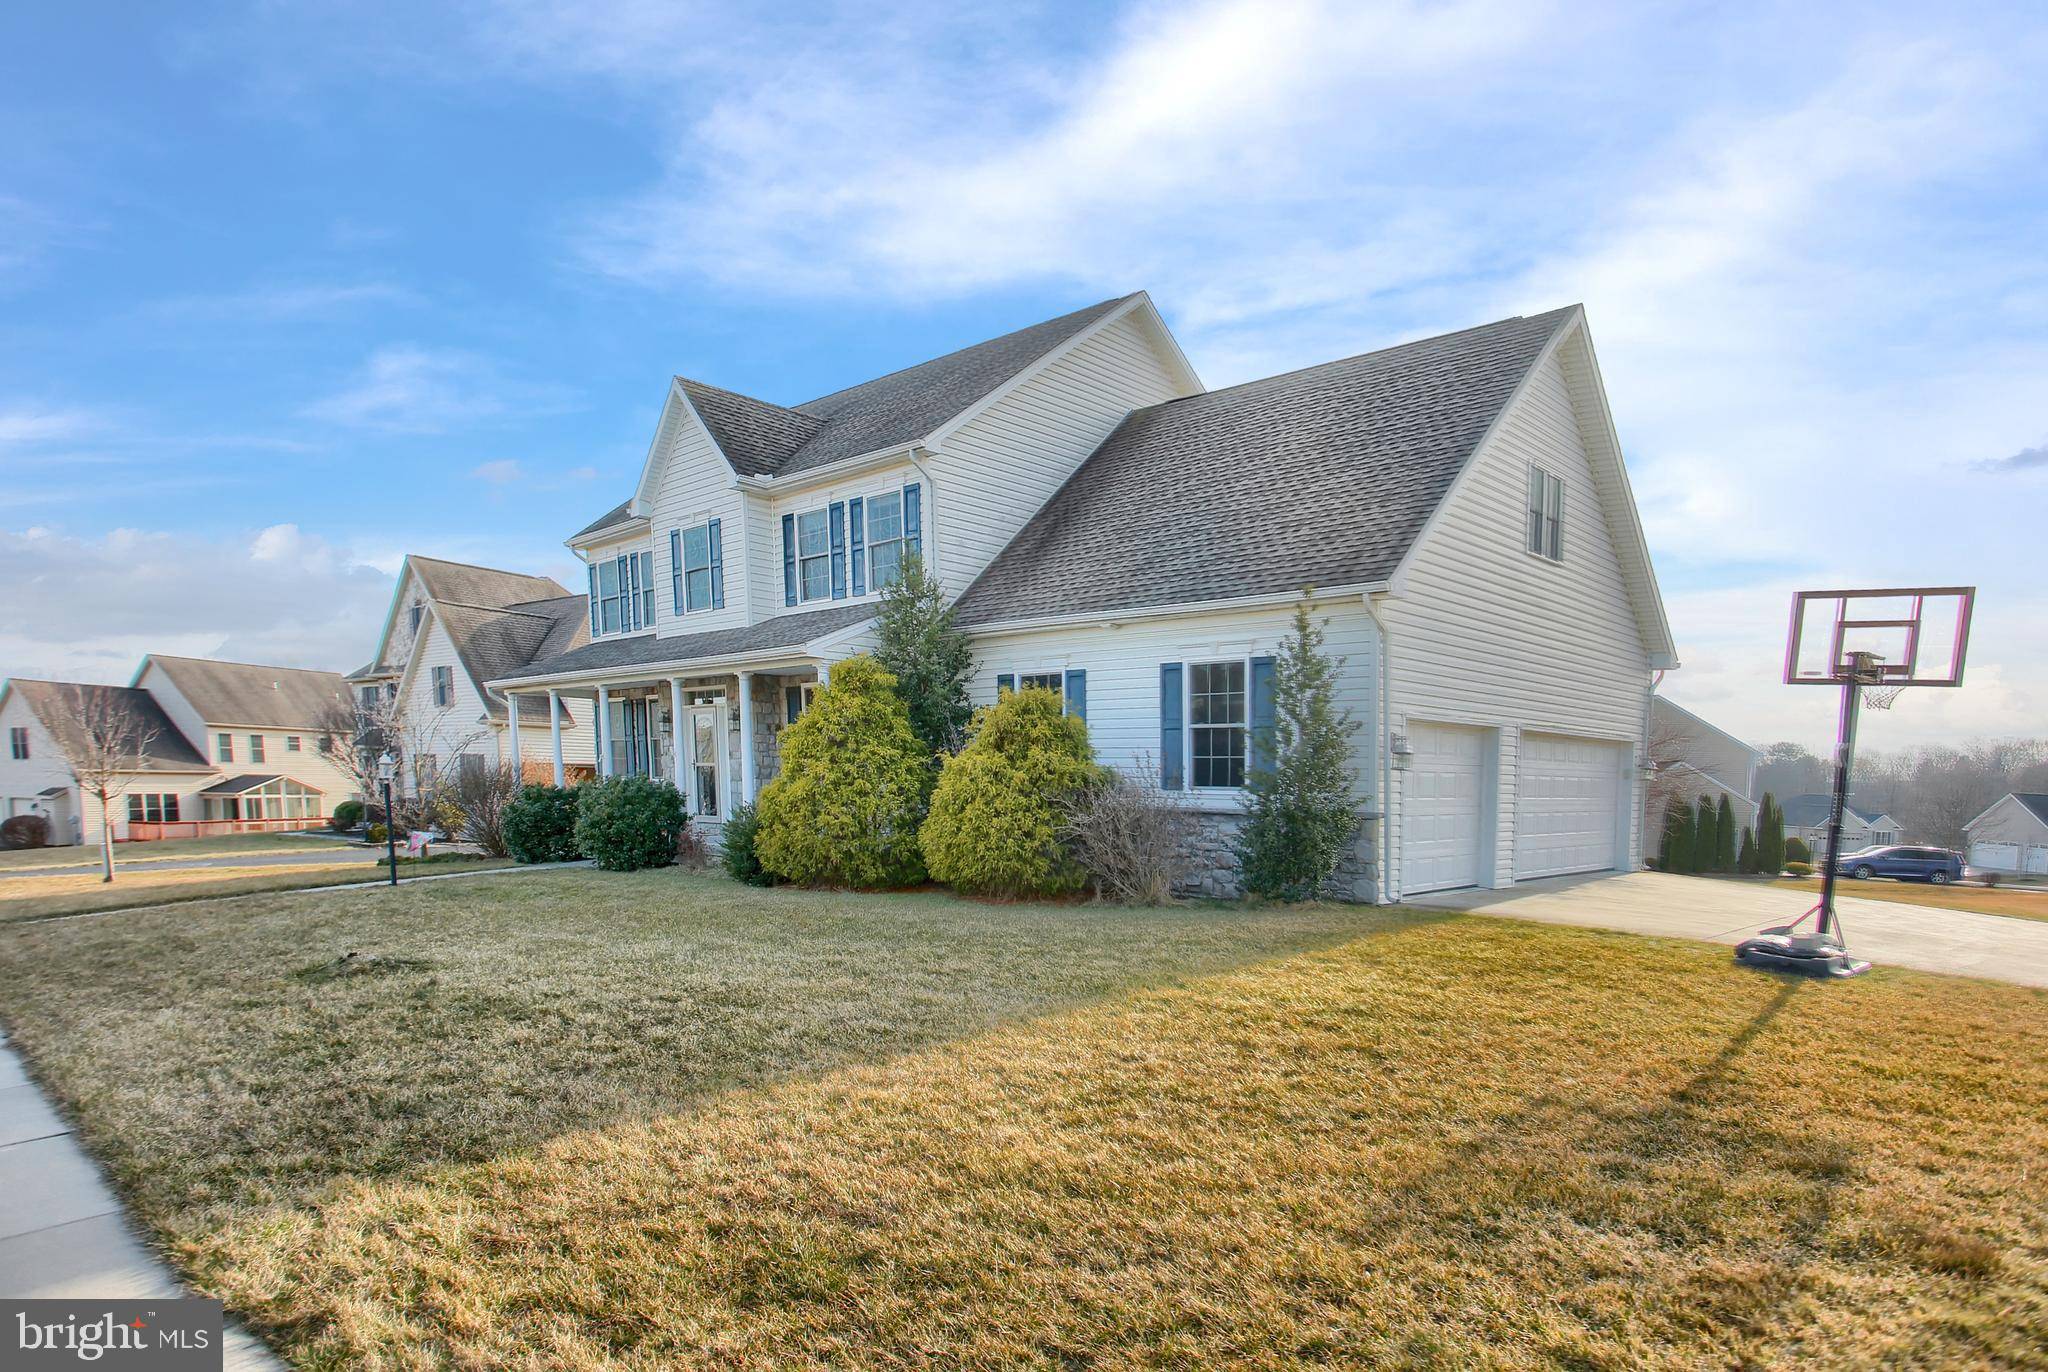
[
  {"left": 921, "top": 686, "right": 1097, "bottom": 898},
  {"left": 503, "top": 784, "right": 583, "bottom": 864},
  {"left": 574, "top": 776, "right": 687, "bottom": 872},
  {"left": 755, "top": 656, "right": 932, "bottom": 888},
  {"left": 331, "top": 800, "right": 365, "bottom": 832}
]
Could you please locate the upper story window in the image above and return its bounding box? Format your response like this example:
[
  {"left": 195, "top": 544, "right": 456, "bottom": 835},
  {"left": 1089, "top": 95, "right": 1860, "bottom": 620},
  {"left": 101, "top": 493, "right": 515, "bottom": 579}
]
[
  {"left": 432, "top": 665, "right": 454, "bottom": 707},
  {"left": 408, "top": 602, "right": 424, "bottom": 634},
  {"left": 8, "top": 726, "right": 26, "bottom": 760},
  {"left": 1527, "top": 467, "right": 1564, "bottom": 561},
  {"left": 249, "top": 734, "right": 266, "bottom": 763},
  {"left": 1189, "top": 660, "right": 1247, "bottom": 789},
  {"left": 286, "top": 735, "right": 301, "bottom": 753},
  {"left": 671, "top": 520, "right": 725, "bottom": 615},
  {"left": 797, "top": 510, "right": 831, "bottom": 602},
  {"left": 589, "top": 549, "right": 655, "bottom": 635},
  {"left": 217, "top": 732, "right": 234, "bottom": 763},
  {"left": 866, "top": 490, "right": 906, "bottom": 589}
]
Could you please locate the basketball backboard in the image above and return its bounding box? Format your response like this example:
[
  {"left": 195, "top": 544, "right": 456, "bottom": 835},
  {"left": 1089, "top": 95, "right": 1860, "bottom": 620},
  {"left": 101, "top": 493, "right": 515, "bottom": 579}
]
[{"left": 1784, "top": 587, "right": 1974, "bottom": 687}]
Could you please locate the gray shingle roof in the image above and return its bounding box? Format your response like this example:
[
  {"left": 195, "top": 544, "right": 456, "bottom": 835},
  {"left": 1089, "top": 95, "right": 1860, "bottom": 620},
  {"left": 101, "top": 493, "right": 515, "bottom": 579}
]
[
  {"left": 952, "top": 307, "right": 1579, "bottom": 627},
  {"left": 408, "top": 556, "right": 569, "bottom": 610},
  {"left": 2009, "top": 794, "right": 2048, "bottom": 826},
  {"left": 680, "top": 379, "right": 822, "bottom": 477},
  {"left": 491, "top": 603, "right": 876, "bottom": 685},
  {"left": 433, "top": 595, "right": 591, "bottom": 718},
  {"left": 5, "top": 680, "right": 212, "bottom": 773},
  {"left": 142, "top": 656, "right": 349, "bottom": 729},
  {"left": 196, "top": 772, "right": 311, "bottom": 795},
  {"left": 1779, "top": 795, "right": 1887, "bottom": 830},
  {"left": 571, "top": 500, "right": 637, "bottom": 540}
]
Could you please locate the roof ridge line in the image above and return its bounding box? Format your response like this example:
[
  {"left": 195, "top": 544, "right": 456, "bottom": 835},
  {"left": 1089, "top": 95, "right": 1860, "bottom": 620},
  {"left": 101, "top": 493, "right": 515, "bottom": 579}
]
[
  {"left": 147, "top": 654, "right": 342, "bottom": 675},
  {"left": 432, "top": 599, "right": 559, "bottom": 620}
]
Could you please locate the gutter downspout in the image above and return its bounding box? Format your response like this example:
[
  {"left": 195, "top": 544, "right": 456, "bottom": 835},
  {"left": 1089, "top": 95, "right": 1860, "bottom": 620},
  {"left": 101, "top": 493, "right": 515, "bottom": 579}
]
[{"left": 1365, "top": 591, "right": 1396, "bottom": 905}]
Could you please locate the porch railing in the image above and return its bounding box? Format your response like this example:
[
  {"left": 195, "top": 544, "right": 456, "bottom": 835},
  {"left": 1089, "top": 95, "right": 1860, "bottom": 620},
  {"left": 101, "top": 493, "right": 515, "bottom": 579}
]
[{"left": 118, "top": 816, "right": 331, "bottom": 842}]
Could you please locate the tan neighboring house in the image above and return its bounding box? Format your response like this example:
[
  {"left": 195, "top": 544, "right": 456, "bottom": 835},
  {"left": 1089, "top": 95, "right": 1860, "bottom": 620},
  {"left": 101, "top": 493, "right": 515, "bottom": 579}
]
[
  {"left": 1, "top": 656, "right": 354, "bottom": 846},
  {"left": 1962, "top": 793, "right": 2048, "bottom": 876},
  {"left": 347, "top": 554, "right": 596, "bottom": 787}
]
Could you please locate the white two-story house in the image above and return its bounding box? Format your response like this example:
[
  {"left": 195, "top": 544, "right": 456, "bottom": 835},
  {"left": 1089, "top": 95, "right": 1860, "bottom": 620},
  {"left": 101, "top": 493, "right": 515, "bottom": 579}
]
[{"left": 487, "top": 293, "right": 1677, "bottom": 901}]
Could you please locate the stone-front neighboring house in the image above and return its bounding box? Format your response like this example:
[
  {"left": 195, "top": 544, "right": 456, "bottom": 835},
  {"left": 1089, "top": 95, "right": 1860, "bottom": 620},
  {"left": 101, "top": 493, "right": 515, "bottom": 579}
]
[
  {"left": 1962, "top": 793, "right": 2048, "bottom": 876},
  {"left": 1778, "top": 795, "right": 1902, "bottom": 856},
  {"left": 347, "top": 554, "right": 598, "bottom": 785},
  {"left": 1647, "top": 696, "right": 1760, "bottom": 854},
  {"left": 486, "top": 292, "right": 1677, "bottom": 901},
  {"left": 0, "top": 656, "right": 356, "bottom": 846}
]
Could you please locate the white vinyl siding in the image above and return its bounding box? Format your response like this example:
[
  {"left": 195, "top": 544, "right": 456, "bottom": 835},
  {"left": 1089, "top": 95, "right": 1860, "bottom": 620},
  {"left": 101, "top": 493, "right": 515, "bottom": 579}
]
[
  {"left": 930, "top": 310, "right": 1196, "bottom": 597},
  {"left": 1381, "top": 338, "right": 1653, "bottom": 896},
  {"left": 644, "top": 398, "right": 748, "bottom": 636}
]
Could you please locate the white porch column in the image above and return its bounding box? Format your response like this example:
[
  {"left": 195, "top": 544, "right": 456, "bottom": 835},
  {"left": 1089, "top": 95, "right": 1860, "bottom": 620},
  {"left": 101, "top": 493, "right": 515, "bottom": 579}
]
[
  {"left": 669, "top": 676, "right": 687, "bottom": 796},
  {"left": 596, "top": 685, "right": 612, "bottom": 777},
  {"left": 548, "top": 690, "right": 565, "bottom": 786},
  {"left": 737, "top": 671, "right": 756, "bottom": 804},
  {"left": 506, "top": 693, "right": 521, "bottom": 780}
]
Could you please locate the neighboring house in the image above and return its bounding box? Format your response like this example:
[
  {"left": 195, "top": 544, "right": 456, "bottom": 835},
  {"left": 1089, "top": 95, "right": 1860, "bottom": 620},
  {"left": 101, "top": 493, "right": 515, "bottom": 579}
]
[
  {"left": 0, "top": 656, "right": 353, "bottom": 846},
  {"left": 1779, "top": 794, "right": 1902, "bottom": 855},
  {"left": 1647, "top": 695, "right": 1760, "bottom": 853},
  {"left": 348, "top": 554, "right": 596, "bottom": 785},
  {"left": 1962, "top": 793, "right": 2048, "bottom": 876},
  {"left": 486, "top": 292, "right": 1677, "bottom": 900}
]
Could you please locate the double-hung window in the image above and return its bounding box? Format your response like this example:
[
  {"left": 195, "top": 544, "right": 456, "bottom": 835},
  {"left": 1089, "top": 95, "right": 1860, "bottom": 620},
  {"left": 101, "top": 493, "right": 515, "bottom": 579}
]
[
  {"left": 286, "top": 735, "right": 301, "bottom": 753},
  {"left": 1189, "top": 661, "right": 1247, "bottom": 789},
  {"left": 249, "top": 734, "right": 266, "bottom": 764},
  {"left": 8, "top": 726, "right": 26, "bottom": 760},
  {"left": 1018, "top": 671, "right": 1063, "bottom": 694},
  {"left": 1527, "top": 467, "right": 1564, "bottom": 561},
  {"left": 127, "top": 793, "right": 179, "bottom": 824},
  {"left": 217, "top": 732, "right": 234, "bottom": 763},
  {"left": 678, "top": 524, "right": 714, "bottom": 613},
  {"left": 593, "top": 551, "right": 655, "bottom": 633},
  {"left": 866, "top": 490, "right": 905, "bottom": 589},
  {"left": 797, "top": 510, "right": 831, "bottom": 602},
  {"left": 596, "top": 557, "right": 621, "bottom": 634},
  {"left": 432, "top": 665, "right": 454, "bottom": 707}
]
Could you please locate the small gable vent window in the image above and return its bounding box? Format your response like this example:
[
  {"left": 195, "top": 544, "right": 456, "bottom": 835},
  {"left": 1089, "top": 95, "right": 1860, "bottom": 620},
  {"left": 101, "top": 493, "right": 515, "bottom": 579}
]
[
  {"left": 1527, "top": 467, "right": 1564, "bottom": 561},
  {"left": 8, "top": 726, "right": 26, "bottom": 760},
  {"left": 433, "top": 665, "right": 454, "bottom": 707}
]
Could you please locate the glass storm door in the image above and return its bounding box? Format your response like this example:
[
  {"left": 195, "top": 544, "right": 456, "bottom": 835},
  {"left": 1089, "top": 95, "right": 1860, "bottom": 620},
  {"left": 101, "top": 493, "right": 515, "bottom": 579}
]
[{"left": 686, "top": 701, "right": 723, "bottom": 818}]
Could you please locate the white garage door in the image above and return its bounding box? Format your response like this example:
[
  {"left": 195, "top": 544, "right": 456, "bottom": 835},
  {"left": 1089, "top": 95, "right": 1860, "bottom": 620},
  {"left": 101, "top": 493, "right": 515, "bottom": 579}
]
[
  {"left": 2031, "top": 847, "right": 2048, "bottom": 875},
  {"left": 1514, "top": 733, "right": 1623, "bottom": 880},
  {"left": 1969, "top": 842, "right": 2021, "bottom": 872},
  {"left": 1403, "top": 723, "right": 1486, "bottom": 893}
]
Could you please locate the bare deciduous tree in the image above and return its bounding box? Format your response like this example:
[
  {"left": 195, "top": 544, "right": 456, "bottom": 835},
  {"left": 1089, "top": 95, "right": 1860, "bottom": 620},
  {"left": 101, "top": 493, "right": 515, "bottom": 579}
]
[{"left": 52, "top": 687, "right": 160, "bottom": 884}]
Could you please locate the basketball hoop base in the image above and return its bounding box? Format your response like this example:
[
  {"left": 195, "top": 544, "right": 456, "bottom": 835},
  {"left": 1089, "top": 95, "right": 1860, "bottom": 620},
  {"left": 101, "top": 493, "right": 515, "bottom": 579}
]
[{"left": 1734, "top": 930, "right": 1871, "bottom": 979}]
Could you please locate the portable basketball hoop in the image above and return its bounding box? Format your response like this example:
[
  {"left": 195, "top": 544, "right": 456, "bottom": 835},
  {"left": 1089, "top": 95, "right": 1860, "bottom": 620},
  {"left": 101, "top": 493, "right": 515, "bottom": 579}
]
[{"left": 1735, "top": 587, "right": 1975, "bottom": 978}]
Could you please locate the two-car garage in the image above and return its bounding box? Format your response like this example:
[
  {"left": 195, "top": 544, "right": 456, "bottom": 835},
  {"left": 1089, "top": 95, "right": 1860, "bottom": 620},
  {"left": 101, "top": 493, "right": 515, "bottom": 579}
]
[{"left": 1401, "top": 723, "right": 1629, "bottom": 895}]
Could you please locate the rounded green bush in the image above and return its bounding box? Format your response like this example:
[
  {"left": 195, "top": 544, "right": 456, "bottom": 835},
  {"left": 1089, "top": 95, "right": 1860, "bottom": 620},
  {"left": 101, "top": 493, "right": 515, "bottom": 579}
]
[
  {"left": 503, "top": 783, "right": 584, "bottom": 864},
  {"left": 574, "top": 776, "right": 687, "bottom": 872},
  {"left": 1785, "top": 836, "right": 1813, "bottom": 866},
  {"left": 331, "top": 800, "right": 365, "bottom": 832},
  {"left": 720, "top": 801, "right": 777, "bottom": 886},
  {"left": 755, "top": 656, "right": 932, "bottom": 888},
  {"left": 921, "top": 686, "right": 1099, "bottom": 898},
  {"left": 1786, "top": 860, "right": 1815, "bottom": 877},
  {"left": 365, "top": 822, "right": 388, "bottom": 844}
]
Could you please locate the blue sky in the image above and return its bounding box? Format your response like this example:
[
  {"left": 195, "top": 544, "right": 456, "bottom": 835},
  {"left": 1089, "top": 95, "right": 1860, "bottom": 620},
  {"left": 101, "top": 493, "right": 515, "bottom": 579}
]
[{"left": 2, "top": 0, "right": 2043, "bottom": 748}]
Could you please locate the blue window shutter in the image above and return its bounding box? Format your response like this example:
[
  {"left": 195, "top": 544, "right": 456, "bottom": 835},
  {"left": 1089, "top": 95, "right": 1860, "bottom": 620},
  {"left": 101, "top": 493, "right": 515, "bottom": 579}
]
[
  {"left": 616, "top": 554, "right": 631, "bottom": 630},
  {"left": 996, "top": 673, "right": 1014, "bottom": 696},
  {"left": 1064, "top": 669, "right": 1087, "bottom": 722},
  {"left": 785, "top": 685, "right": 802, "bottom": 724},
  {"left": 849, "top": 496, "right": 865, "bottom": 597},
  {"left": 639, "top": 550, "right": 654, "bottom": 628},
  {"left": 904, "top": 482, "right": 922, "bottom": 558},
  {"left": 1249, "top": 655, "right": 1277, "bottom": 777},
  {"left": 708, "top": 518, "right": 725, "bottom": 610},
  {"left": 781, "top": 513, "right": 797, "bottom": 606},
  {"left": 1160, "top": 663, "right": 1184, "bottom": 790},
  {"left": 829, "top": 500, "right": 847, "bottom": 599},
  {"left": 670, "top": 529, "right": 683, "bottom": 614},
  {"left": 587, "top": 564, "right": 598, "bottom": 635}
]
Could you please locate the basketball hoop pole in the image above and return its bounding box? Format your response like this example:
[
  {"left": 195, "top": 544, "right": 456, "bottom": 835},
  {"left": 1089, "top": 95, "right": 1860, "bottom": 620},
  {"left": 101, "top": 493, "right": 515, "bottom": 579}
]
[{"left": 1815, "top": 667, "right": 1866, "bottom": 940}]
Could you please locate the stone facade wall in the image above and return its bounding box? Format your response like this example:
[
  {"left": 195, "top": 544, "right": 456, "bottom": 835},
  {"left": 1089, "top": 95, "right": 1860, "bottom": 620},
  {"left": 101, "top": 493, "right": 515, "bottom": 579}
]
[{"left": 1173, "top": 811, "right": 1380, "bottom": 903}]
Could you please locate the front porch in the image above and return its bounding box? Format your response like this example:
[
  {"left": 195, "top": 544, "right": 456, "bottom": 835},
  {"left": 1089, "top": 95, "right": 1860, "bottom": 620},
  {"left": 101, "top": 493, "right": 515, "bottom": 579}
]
[{"left": 502, "top": 663, "right": 825, "bottom": 832}]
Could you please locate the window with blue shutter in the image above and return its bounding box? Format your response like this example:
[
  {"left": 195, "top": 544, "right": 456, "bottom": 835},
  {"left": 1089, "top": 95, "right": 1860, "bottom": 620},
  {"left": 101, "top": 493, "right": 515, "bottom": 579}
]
[
  {"left": 670, "top": 529, "right": 683, "bottom": 614},
  {"left": 829, "top": 501, "right": 847, "bottom": 599},
  {"left": 1248, "top": 656, "right": 1277, "bottom": 778},
  {"left": 904, "top": 482, "right": 922, "bottom": 559},
  {"left": 638, "top": 550, "right": 654, "bottom": 628},
  {"left": 1160, "top": 663, "right": 1184, "bottom": 790},
  {"left": 849, "top": 497, "right": 865, "bottom": 596},
  {"left": 1064, "top": 669, "right": 1087, "bottom": 722},
  {"left": 782, "top": 513, "right": 798, "bottom": 606},
  {"left": 708, "top": 518, "right": 724, "bottom": 610}
]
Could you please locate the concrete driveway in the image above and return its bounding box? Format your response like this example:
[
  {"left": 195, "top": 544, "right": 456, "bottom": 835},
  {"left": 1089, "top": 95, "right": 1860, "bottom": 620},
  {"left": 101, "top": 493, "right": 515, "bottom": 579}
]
[{"left": 1410, "top": 871, "right": 2048, "bottom": 988}]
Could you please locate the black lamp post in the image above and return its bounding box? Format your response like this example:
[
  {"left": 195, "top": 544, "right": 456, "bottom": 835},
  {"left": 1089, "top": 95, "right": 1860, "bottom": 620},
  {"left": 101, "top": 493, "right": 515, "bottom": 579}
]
[{"left": 376, "top": 751, "right": 398, "bottom": 886}]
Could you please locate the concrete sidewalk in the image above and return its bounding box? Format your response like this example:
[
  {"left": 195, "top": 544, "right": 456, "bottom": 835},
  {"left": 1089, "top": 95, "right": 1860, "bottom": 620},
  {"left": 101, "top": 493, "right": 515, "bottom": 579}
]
[
  {"left": 0, "top": 1030, "right": 282, "bottom": 1368},
  {"left": 1412, "top": 871, "right": 2048, "bottom": 987}
]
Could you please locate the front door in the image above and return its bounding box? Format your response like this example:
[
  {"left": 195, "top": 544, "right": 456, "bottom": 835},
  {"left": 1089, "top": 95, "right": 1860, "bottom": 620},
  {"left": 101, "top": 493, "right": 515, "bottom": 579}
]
[{"left": 685, "top": 696, "right": 725, "bottom": 818}]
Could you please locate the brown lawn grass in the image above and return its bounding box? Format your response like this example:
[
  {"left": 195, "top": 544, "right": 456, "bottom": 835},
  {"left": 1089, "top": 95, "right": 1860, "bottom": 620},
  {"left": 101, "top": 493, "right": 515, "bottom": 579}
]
[
  {"left": 0, "top": 868, "right": 2042, "bottom": 1368},
  {"left": 0, "top": 831, "right": 358, "bottom": 872},
  {"left": 0, "top": 857, "right": 507, "bottom": 923},
  {"left": 1776, "top": 875, "right": 2048, "bottom": 924}
]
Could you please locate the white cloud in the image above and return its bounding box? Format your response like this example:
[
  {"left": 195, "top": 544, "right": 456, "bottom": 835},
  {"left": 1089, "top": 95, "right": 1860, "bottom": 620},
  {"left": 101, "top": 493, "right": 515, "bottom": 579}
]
[
  {"left": 471, "top": 458, "right": 524, "bottom": 484},
  {"left": 0, "top": 406, "right": 99, "bottom": 447},
  {"left": 303, "top": 345, "right": 569, "bottom": 433}
]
